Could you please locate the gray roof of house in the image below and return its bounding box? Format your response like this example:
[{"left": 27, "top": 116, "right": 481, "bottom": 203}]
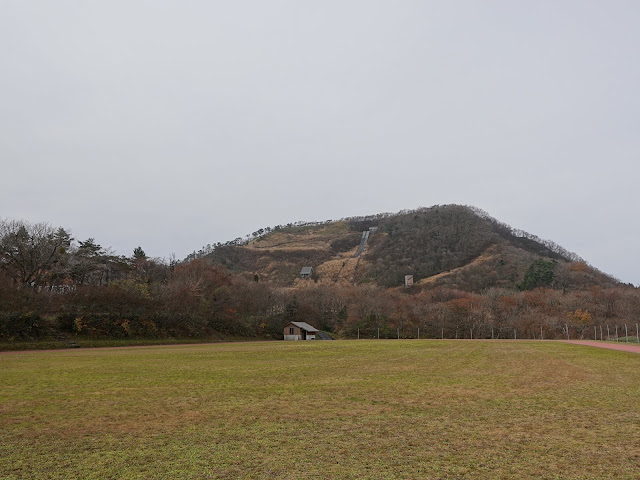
[
  {"left": 300, "top": 266, "right": 313, "bottom": 275},
  {"left": 290, "top": 321, "right": 319, "bottom": 332}
]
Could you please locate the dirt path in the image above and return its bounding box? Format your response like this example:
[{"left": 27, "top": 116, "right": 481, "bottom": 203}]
[
  {"left": 563, "top": 340, "right": 640, "bottom": 354},
  {"left": 418, "top": 246, "right": 495, "bottom": 286}
]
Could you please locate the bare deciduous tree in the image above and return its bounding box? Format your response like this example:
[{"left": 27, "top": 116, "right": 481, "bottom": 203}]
[{"left": 0, "top": 219, "right": 72, "bottom": 287}]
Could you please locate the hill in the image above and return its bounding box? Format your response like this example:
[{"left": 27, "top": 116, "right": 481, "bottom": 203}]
[
  {"left": 0, "top": 208, "right": 634, "bottom": 345},
  {"left": 204, "top": 205, "right": 618, "bottom": 292}
]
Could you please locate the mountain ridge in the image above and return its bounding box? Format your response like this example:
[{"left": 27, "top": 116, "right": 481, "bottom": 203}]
[{"left": 200, "top": 204, "right": 618, "bottom": 292}]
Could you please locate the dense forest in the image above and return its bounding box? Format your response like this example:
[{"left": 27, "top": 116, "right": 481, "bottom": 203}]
[{"left": 1, "top": 207, "right": 639, "bottom": 346}]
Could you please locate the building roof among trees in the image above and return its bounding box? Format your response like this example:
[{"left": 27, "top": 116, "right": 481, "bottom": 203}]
[
  {"left": 300, "top": 266, "right": 313, "bottom": 275},
  {"left": 290, "top": 321, "right": 319, "bottom": 332}
]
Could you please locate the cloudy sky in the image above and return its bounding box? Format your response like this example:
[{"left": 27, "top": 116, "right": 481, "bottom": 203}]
[{"left": 2, "top": 1, "right": 639, "bottom": 284}]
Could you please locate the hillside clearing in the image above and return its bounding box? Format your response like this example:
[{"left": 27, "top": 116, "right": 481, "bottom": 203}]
[{"left": 2, "top": 341, "right": 639, "bottom": 479}]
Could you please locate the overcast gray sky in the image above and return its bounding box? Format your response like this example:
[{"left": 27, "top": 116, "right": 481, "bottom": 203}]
[{"left": 1, "top": 1, "right": 639, "bottom": 284}]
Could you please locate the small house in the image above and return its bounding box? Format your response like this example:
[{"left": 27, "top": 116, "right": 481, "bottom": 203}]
[
  {"left": 404, "top": 274, "right": 414, "bottom": 287},
  {"left": 284, "top": 321, "right": 319, "bottom": 340},
  {"left": 300, "top": 266, "right": 313, "bottom": 279}
]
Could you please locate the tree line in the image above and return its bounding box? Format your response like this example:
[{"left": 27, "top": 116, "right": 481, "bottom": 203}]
[{"left": 1, "top": 218, "right": 638, "bottom": 343}]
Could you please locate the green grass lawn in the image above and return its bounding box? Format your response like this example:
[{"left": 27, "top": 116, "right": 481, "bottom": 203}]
[
  {"left": 0, "top": 334, "right": 272, "bottom": 351},
  {"left": 1, "top": 340, "right": 639, "bottom": 479}
]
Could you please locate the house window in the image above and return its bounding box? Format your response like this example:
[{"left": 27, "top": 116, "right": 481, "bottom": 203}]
[{"left": 289, "top": 327, "right": 294, "bottom": 335}]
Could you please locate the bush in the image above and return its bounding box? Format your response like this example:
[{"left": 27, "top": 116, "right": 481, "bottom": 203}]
[
  {"left": 0, "top": 313, "right": 49, "bottom": 340},
  {"left": 518, "top": 259, "right": 557, "bottom": 290}
]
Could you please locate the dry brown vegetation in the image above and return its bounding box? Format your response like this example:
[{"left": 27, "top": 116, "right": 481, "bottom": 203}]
[
  {"left": 206, "top": 205, "right": 618, "bottom": 291},
  {"left": 1, "top": 206, "right": 637, "bottom": 347}
]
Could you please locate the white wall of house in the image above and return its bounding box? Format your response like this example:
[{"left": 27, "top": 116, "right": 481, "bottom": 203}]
[{"left": 284, "top": 334, "right": 316, "bottom": 341}]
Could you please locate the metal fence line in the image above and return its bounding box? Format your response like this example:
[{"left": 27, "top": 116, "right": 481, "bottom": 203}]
[{"left": 345, "top": 323, "right": 640, "bottom": 342}]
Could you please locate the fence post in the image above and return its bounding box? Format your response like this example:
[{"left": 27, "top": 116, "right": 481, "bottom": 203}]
[
  {"left": 397, "top": 328, "right": 400, "bottom": 340},
  {"left": 377, "top": 328, "right": 379, "bottom": 340},
  {"left": 600, "top": 325, "right": 603, "bottom": 341},
  {"left": 491, "top": 326, "right": 494, "bottom": 339},
  {"left": 470, "top": 328, "right": 473, "bottom": 340},
  {"left": 417, "top": 328, "right": 420, "bottom": 339},
  {"left": 637, "top": 323, "right": 639, "bottom": 344},
  {"left": 615, "top": 325, "right": 618, "bottom": 342},
  {"left": 566, "top": 323, "right": 570, "bottom": 340},
  {"left": 607, "top": 325, "right": 610, "bottom": 341},
  {"left": 514, "top": 328, "right": 517, "bottom": 340},
  {"left": 441, "top": 328, "right": 444, "bottom": 339},
  {"left": 540, "top": 325, "right": 543, "bottom": 340},
  {"left": 625, "top": 324, "right": 629, "bottom": 342}
]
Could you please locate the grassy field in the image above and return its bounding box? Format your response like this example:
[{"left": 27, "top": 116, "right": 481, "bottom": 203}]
[
  {"left": 1, "top": 340, "right": 639, "bottom": 479},
  {"left": 0, "top": 335, "right": 271, "bottom": 352}
]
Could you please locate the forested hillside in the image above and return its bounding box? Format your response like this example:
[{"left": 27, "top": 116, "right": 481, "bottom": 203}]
[
  {"left": 0, "top": 206, "right": 636, "bottom": 347},
  {"left": 203, "top": 205, "right": 617, "bottom": 292}
]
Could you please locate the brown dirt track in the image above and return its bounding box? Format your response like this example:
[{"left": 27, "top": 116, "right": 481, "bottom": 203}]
[{"left": 563, "top": 339, "right": 640, "bottom": 354}]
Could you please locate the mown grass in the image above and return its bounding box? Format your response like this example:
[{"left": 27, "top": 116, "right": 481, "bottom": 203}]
[
  {"left": 0, "top": 335, "right": 270, "bottom": 352},
  {"left": 1, "top": 340, "right": 639, "bottom": 479}
]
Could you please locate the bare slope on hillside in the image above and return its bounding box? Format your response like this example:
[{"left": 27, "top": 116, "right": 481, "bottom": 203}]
[
  {"left": 207, "top": 222, "right": 363, "bottom": 284},
  {"left": 204, "top": 205, "right": 617, "bottom": 291}
]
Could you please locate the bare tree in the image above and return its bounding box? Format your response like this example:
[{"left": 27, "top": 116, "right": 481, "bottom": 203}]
[{"left": 0, "top": 219, "right": 72, "bottom": 287}]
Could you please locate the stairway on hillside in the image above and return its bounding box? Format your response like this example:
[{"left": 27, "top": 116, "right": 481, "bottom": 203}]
[
  {"left": 354, "top": 230, "right": 370, "bottom": 257},
  {"left": 322, "top": 228, "right": 375, "bottom": 284},
  {"left": 336, "top": 257, "right": 360, "bottom": 283}
]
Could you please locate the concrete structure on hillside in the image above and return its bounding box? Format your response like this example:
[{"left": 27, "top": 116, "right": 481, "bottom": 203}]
[
  {"left": 284, "top": 321, "right": 319, "bottom": 340},
  {"left": 404, "top": 275, "right": 414, "bottom": 287},
  {"left": 354, "top": 230, "right": 370, "bottom": 257},
  {"left": 300, "top": 266, "right": 313, "bottom": 279}
]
